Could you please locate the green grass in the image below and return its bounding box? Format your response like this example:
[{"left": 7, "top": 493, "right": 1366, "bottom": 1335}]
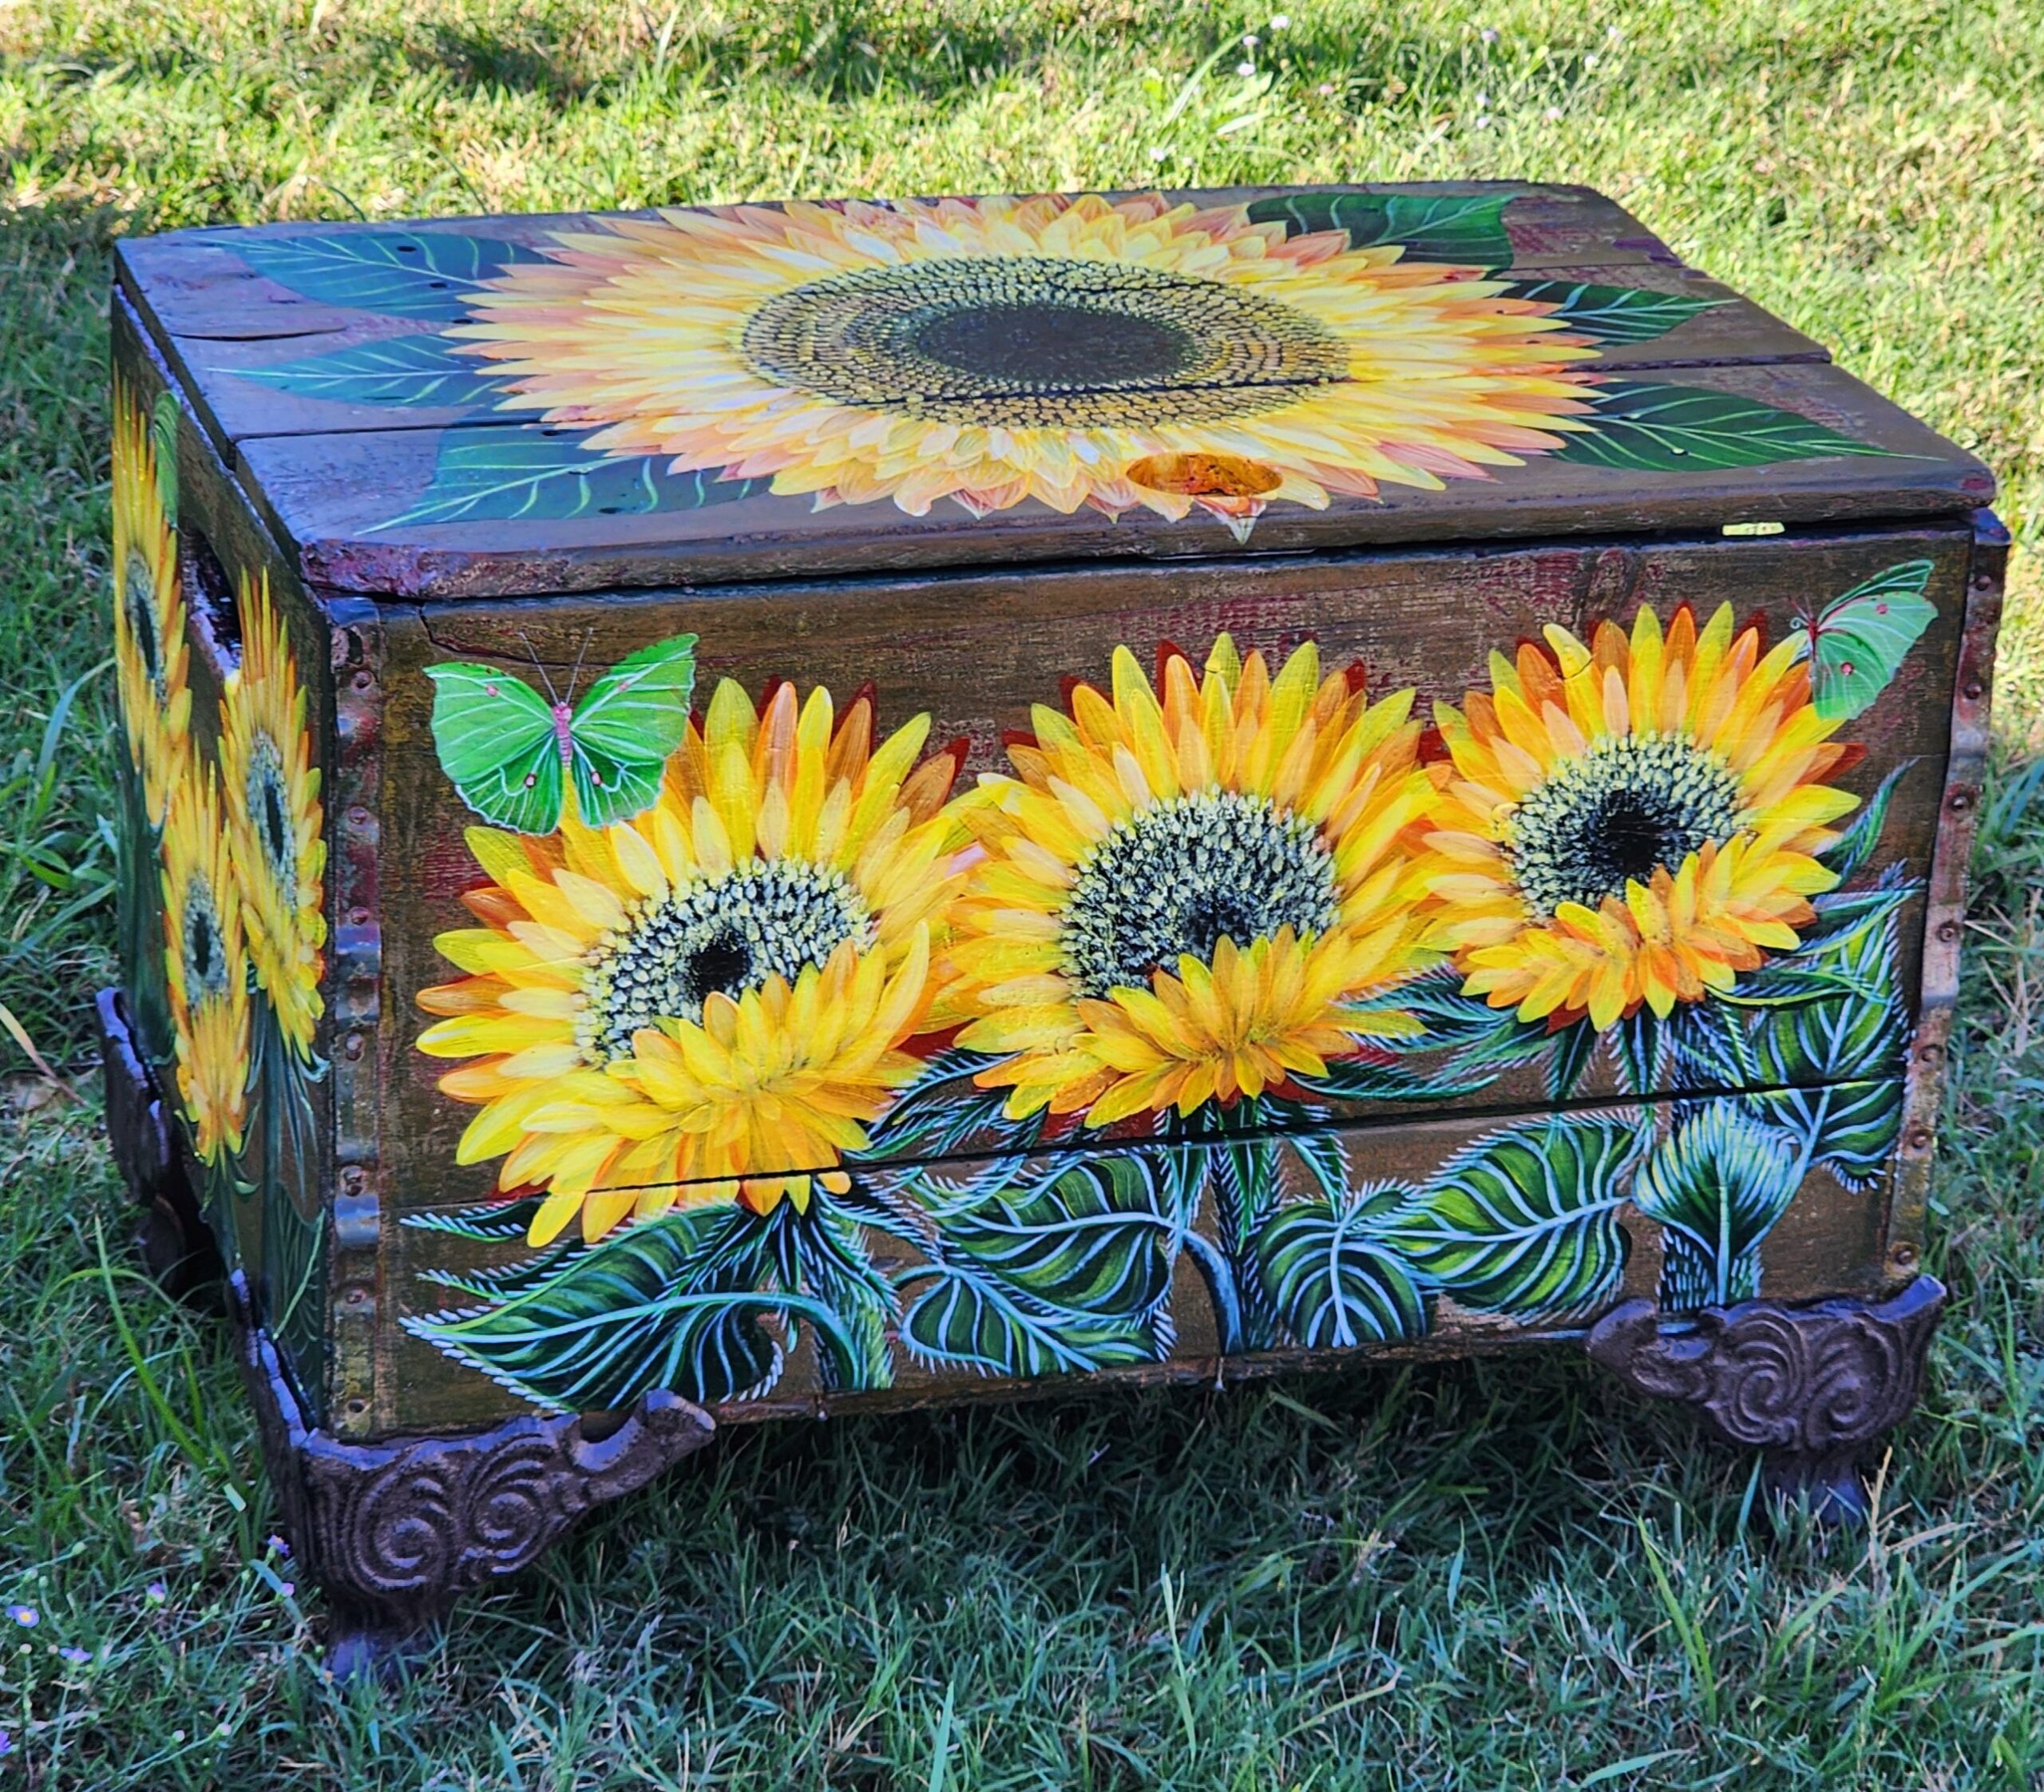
[{"left": 5, "top": 0, "right": 2044, "bottom": 1784}]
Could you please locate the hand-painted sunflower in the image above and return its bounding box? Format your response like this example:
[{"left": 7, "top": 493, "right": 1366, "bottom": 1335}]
[
  {"left": 1423, "top": 604, "right": 1860, "bottom": 1031},
  {"left": 418, "top": 679, "right": 969, "bottom": 1246},
  {"left": 938, "top": 636, "right": 1444, "bottom": 1128},
  {"left": 219, "top": 567, "right": 327, "bottom": 1063},
  {"left": 161, "top": 766, "right": 251, "bottom": 1167},
  {"left": 112, "top": 379, "right": 191, "bottom": 829},
  {"left": 452, "top": 193, "right": 1598, "bottom": 529}
]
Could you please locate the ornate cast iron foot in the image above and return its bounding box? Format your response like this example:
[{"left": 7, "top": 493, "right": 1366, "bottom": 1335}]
[
  {"left": 230, "top": 1275, "right": 716, "bottom": 1680},
  {"left": 95, "top": 988, "right": 224, "bottom": 1302},
  {"left": 1586, "top": 1278, "right": 1945, "bottom": 1524}
]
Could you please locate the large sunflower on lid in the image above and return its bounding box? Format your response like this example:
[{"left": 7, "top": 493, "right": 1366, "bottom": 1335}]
[
  {"left": 1423, "top": 604, "right": 1860, "bottom": 1031},
  {"left": 416, "top": 678, "right": 969, "bottom": 1246},
  {"left": 938, "top": 636, "right": 1444, "bottom": 1128},
  {"left": 452, "top": 193, "right": 1598, "bottom": 528}
]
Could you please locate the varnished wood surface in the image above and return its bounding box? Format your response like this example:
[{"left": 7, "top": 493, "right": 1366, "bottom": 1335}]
[
  {"left": 225, "top": 360, "right": 1987, "bottom": 599},
  {"left": 368, "top": 523, "right": 1967, "bottom": 1219},
  {"left": 116, "top": 183, "right": 1681, "bottom": 344},
  {"left": 377, "top": 1086, "right": 1895, "bottom": 1437},
  {"left": 157, "top": 263, "right": 1827, "bottom": 453}
]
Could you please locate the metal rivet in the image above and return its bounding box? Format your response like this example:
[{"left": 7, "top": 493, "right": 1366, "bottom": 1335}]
[
  {"left": 1964, "top": 680, "right": 1986, "bottom": 701},
  {"left": 1918, "top": 1041, "right": 1943, "bottom": 1065},
  {"left": 348, "top": 906, "right": 370, "bottom": 926},
  {"left": 346, "top": 1399, "right": 367, "bottom": 1416},
  {"left": 352, "top": 671, "right": 374, "bottom": 692},
  {"left": 345, "top": 1286, "right": 368, "bottom": 1306},
  {"left": 1938, "top": 920, "right": 1960, "bottom": 943},
  {"left": 1907, "top": 1127, "right": 1934, "bottom": 1152},
  {"left": 1891, "top": 1243, "right": 1919, "bottom": 1267},
  {"left": 343, "top": 1032, "right": 365, "bottom": 1061},
  {"left": 1950, "top": 791, "right": 1974, "bottom": 812},
  {"left": 348, "top": 805, "right": 370, "bottom": 827}
]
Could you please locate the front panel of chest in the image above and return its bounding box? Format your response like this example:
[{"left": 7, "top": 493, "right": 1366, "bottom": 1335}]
[{"left": 367, "top": 526, "right": 1969, "bottom": 1434}]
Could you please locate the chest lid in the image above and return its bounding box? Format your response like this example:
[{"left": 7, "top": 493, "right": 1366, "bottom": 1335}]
[{"left": 119, "top": 182, "right": 1993, "bottom": 600}]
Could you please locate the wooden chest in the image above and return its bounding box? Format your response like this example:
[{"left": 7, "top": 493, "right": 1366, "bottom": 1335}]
[{"left": 103, "top": 182, "right": 2002, "bottom": 1669}]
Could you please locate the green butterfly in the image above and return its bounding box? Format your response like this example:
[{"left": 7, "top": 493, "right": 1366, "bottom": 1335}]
[
  {"left": 425, "top": 633, "right": 698, "bottom": 833},
  {"left": 1792, "top": 559, "right": 1935, "bottom": 723}
]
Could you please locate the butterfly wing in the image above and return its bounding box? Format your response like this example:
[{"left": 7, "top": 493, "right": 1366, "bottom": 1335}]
[
  {"left": 1800, "top": 560, "right": 1937, "bottom": 723},
  {"left": 425, "top": 663, "right": 564, "bottom": 833},
  {"left": 565, "top": 632, "right": 699, "bottom": 827}
]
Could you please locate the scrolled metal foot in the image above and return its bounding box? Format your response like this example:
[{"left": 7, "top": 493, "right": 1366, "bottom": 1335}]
[
  {"left": 231, "top": 1275, "right": 716, "bottom": 1679},
  {"left": 1586, "top": 1277, "right": 1944, "bottom": 1524}
]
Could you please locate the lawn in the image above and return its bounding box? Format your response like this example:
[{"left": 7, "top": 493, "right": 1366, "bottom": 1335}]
[{"left": 4, "top": 0, "right": 2044, "bottom": 1785}]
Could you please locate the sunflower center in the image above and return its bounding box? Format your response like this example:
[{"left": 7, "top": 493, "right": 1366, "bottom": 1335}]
[
  {"left": 576, "top": 858, "right": 875, "bottom": 1064},
  {"left": 245, "top": 731, "right": 295, "bottom": 895},
  {"left": 742, "top": 256, "right": 1349, "bottom": 428},
  {"left": 1504, "top": 733, "right": 1747, "bottom": 916},
  {"left": 1060, "top": 790, "right": 1339, "bottom": 997},
  {"left": 182, "top": 874, "right": 231, "bottom": 1003},
  {"left": 123, "top": 548, "right": 164, "bottom": 697}
]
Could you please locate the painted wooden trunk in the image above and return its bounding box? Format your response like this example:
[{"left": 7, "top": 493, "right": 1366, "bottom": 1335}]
[{"left": 102, "top": 182, "right": 2002, "bottom": 1670}]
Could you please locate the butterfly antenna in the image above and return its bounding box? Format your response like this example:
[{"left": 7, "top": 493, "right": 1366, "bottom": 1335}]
[
  {"left": 518, "top": 628, "right": 561, "bottom": 704},
  {"left": 564, "top": 630, "right": 593, "bottom": 706}
]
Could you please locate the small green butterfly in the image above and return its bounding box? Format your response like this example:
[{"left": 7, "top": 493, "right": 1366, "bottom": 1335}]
[
  {"left": 1792, "top": 559, "right": 1935, "bottom": 723},
  {"left": 425, "top": 632, "right": 698, "bottom": 833}
]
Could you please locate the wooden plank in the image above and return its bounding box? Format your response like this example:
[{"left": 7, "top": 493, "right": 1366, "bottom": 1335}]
[
  {"left": 230, "top": 360, "right": 1991, "bottom": 599},
  {"left": 159, "top": 264, "right": 1829, "bottom": 454},
  {"left": 116, "top": 183, "right": 1682, "bottom": 344},
  {"left": 374, "top": 1087, "right": 1896, "bottom": 1437},
  {"left": 362, "top": 525, "right": 1966, "bottom": 1232}
]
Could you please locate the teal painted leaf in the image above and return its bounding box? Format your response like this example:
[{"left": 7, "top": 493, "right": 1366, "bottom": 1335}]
[
  {"left": 236, "top": 333, "right": 523, "bottom": 409},
  {"left": 402, "top": 1206, "right": 860, "bottom": 1410},
  {"left": 857, "top": 1049, "right": 1043, "bottom": 1160},
  {"left": 1499, "top": 279, "right": 1720, "bottom": 343},
  {"left": 791, "top": 1198, "right": 899, "bottom": 1392},
  {"left": 425, "top": 1242, "right": 584, "bottom": 1302},
  {"left": 1555, "top": 382, "right": 1894, "bottom": 473},
  {"left": 1633, "top": 1104, "right": 1802, "bottom": 1311},
  {"left": 1254, "top": 1181, "right": 1430, "bottom": 1348},
  {"left": 1817, "top": 763, "right": 1912, "bottom": 882},
  {"left": 898, "top": 1268, "right": 1161, "bottom": 1378},
  {"left": 1388, "top": 1112, "right": 1649, "bottom": 1320},
  {"left": 402, "top": 1193, "right": 552, "bottom": 1241},
  {"left": 1613, "top": 1011, "right": 1666, "bottom": 1096},
  {"left": 1546, "top": 1021, "right": 1597, "bottom": 1102},
  {"left": 1793, "top": 560, "right": 1937, "bottom": 724},
  {"left": 234, "top": 232, "right": 548, "bottom": 321},
  {"left": 1243, "top": 190, "right": 1517, "bottom": 265},
  {"left": 379, "top": 426, "right": 769, "bottom": 529}
]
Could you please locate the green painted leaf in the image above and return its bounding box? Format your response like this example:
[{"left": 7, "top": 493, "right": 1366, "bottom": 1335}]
[
  {"left": 1817, "top": 763, "right": 1912, "bottom": 882},
  {"left": 1243, "top": 190, "right": 1517, "bottom": 265},
  {"left": 1388, "top": 1112, "right": 1649, "bottom": 1320},
  {"left": 1499, "top": 279, "right": 1720, "bottom": 343},
  {"left": 1632, "top": 1104, "right": 1802, "bottom": 1311},
  {"left": 234, "top": 231, "right": 548, "bottom": 321},
  {"left": 793, "top": 1199, "right": 899, "bottom": 1391},
  {"left": 150, "top": 391, "right": 180, "bottom": 526},
  {"left": 236, "top": 333, "right": 522, "bottom": 409},
  {"left": 1555, "top": 382, "right": 1894, "bottom": 473},
  {"left": 1741, "top": 1079, "right": 1900, "bottom": 1193},
  {"left": 402, "top": 1206, "right": 859, "bottom": 1409},
  {"left": 1254, "top": 1182, "right": 1430, "bottom": 1348},
  {"left": 1794, "top": 560, "right": 1937, "bottom": 723},
  {"left": 1613, "top": 1011, "right": 1667, "bottom": 1096},
  {"left": 925, "top": 1155, "right": 1177, "bottom": 1323},
  {"left": 379, "top": 426, "right": 769, "bottom": 530}
]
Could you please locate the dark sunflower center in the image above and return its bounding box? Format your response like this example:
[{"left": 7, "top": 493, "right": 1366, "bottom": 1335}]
[
  {"left": 183, "top": 876, "right": 230, "bottom": 1001},
  {"left": 123, "top": 548, "right": 164, "bottom": 696},
  {"left": 741, "top": 256, "right": 1348, "bottom": 428},
  {"left": 1504, "top": 734, "right": 1747, "bottom": 916},
  {"left": 1060, "top": 790, "right": 1340, "bottom": 998},
  {"left": 246, "top": 732, "right": 295, "bottom": 893},
  {"left": 577, "top": 859, "right": 874, "bottom": 1064}
]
